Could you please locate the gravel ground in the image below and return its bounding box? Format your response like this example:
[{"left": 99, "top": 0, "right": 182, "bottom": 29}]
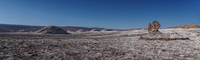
[{"left": 0, "top": 28, "right": 200, "bottom": 60}]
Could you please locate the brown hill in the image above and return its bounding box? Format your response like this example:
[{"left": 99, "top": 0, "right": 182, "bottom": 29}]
[{"left": 170, "top": 24, "right": 200, "bottom": 28}]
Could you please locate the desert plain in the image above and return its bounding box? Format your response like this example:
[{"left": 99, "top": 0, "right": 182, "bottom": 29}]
[{"left": 0, "top": 28, "right": 200, "bottom": 60}]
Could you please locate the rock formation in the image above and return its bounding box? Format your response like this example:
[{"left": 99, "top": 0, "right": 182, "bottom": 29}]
[
  {"left": 147, "top": 23, "right": 153, "bottom": 32},
  {"left": 35, "top": 26, "right": 69, "bottom": 34},
  {"left": 152, "top": 20, "right": 161, "bottom": 30},
  {"left": 147, "top": 20, "right": 161, "bottom": 32},
  {"left": 139, "top": 20, "right": 189, "bottom": 40}
]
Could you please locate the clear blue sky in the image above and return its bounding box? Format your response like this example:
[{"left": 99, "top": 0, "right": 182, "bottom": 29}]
[{"left": 0, "top": 0, "right": 199, "bottom": 29}]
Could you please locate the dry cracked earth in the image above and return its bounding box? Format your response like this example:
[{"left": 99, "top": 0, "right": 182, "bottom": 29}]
[{"left": 1, "top": 28, "right": 200, "bottom": 60}]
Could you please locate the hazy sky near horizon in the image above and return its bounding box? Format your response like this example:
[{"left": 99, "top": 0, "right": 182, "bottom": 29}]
[{"left": 0, "top": 0, "right": 199, "bottom": 29}]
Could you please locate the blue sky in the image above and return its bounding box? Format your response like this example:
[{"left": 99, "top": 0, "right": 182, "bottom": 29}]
[{"left": 0, "top": 0, "right": 199, "bottom": 29}]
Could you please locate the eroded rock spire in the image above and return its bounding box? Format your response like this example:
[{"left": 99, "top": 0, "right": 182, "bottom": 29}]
[
  {"left": 152, "top": 20, "right": 161, "bottom": 30},
  {"left": 147, "top": 23, "right": 153, "bottom": 32},
  {"left": 147, "top": 20, "right": 161, "bottom": 32}
]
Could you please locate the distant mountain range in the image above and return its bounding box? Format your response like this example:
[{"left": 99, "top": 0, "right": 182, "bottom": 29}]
[
  {"left": 0, "top": 24, "right": 117, "bottom": 32},
  {"left": 170, "top": 24, "right": 200, "bottom": 28},
  {"left": 0, "top": 23, "right": 198, "bottom": 32}
]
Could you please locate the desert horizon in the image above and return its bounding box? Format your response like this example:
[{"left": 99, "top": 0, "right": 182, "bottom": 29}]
[
  {"left": 0, "top": 22, "right": 199, "bottom": 32},
  {"left": 0, "top": 0, "right": 200, "bottom": 60},
  {"left": 0, "top": 20, "right": 200, "bottom": 59}
]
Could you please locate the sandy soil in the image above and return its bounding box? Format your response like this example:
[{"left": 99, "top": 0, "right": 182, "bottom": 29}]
[{"left": 0, "top": 28, "right": 200, "bottom": 60}]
